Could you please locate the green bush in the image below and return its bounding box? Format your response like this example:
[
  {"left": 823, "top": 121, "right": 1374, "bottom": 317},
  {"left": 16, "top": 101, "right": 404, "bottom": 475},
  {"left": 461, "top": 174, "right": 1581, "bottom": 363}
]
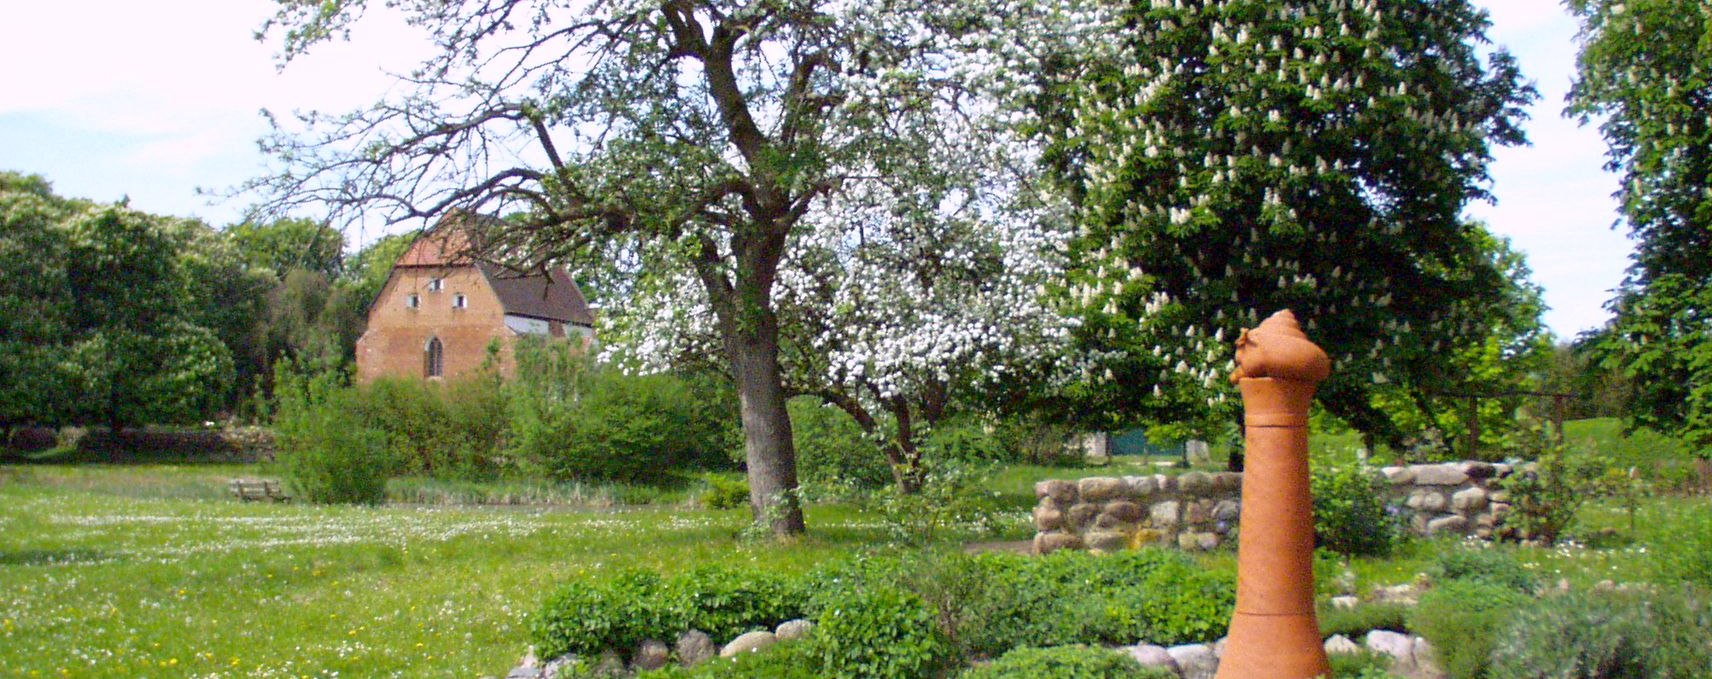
[
  {"left": 960, "top": 645, "right": 1172, "bottom": 679},
  {"left": 667, "top": 565, "right": 803, "bottom": 643},
  {"left": 531, "top": 570, "right": 680, "bottom": 661},
  {"left": 509, "top": 366, "right": 736, "bottom": 483},
  {"left": 1428, "top": 546, "right": 1537, "bottom": 593},
  {"left": 1318, "top": 602, "right": 1410, "bottom": 639},
  {"left": 275, "top": 386, "right": 390, "bottom": 502},
  {"left": 788, "top": 397, "right": 892, "bottom": 494},
  {"left": 1311, "top": 464, "right": 1400, "bottom": 557},
  {"left": 810, "top": 584, "right": 952, "bottom": 679},
  {"left": 1407, "top": 579, "right": 1531, "bottom": 679},
  {"left": 1327, "top": 651, "right": 1406, "bottom": 679},
  {"left": 696, "top": 474, "right": 749, "bottom": 510},
  {"left": 1488, "top": 587, "right": 1712, "bottom": 678},
  {"left": 1648, "top": 506, "right": 1712, "bottom": 589},
  {"left": 1497, "top": 443, "right": 1607, "bottom": 544},
  {"left": 868, "top": 458, "right": 1007, "bottom": 545}
]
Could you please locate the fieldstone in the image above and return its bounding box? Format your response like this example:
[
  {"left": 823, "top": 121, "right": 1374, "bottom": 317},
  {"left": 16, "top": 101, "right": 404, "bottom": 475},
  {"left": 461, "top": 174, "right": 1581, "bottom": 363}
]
[
  {"left": 1185, "top": 499, "right": 1215, "bottom": 525},
  {"left": 519, "top": 647, "right": 540, "bottom": 669},
  {"left": 1125, "top": 475, "right": 1159, "bottom": 496},
  {"left": 1414, "top": 464, "right": 1470, "bottom": 486},
  {"left": 1451, "top": 486, "right": 1488, "bottom": 513},
  {"left": 1155, "top": 474, "right": 1177, "bottom": 492},
  {"left": 1033, "top": 532, "right": 1083, "bottom": 554},
  {"left": 1331, "top": 595, "right": 1359, "bottom": 610},
  {"left": 1381, "top": 466, "right": 1415, "bottom": 484},
  {"left": 1210, "top": 637, "right": 1227, "bottom": 658},
  {"left": 1079, "top": 476, "right": 1127, "bottom": 502},
  {"left": 1365, "top": 630, "right": 1418, "bottom": 672},
  {"left": 675, "top": 630, "right": 717, "bottom": 667},
  {"left": 541, "top": 656, "right": 575, "bottom": 679},
  {"left": 592, "top": 651, "right": 625, "bottom": 676},
  {"left": 1086, "top": 530, "right": 1128, "bottom": 552},
  {"left": 1177, "top": 532, "right": 1201, "bottom": 551},
  {"left": 1492, "top": 463, "right": 1514, "bottom": 478},
  {"left": 720, "top": 631, "right": 777, "bottom": 658},
  {"left": 1460, "top": 461, "right": 1497, "bottom": 480},
  {"left": 775, "top": 619, "right": 814, "bottom": 641},
  {"left": 1102, "top": 501, "right": 1144, "bottom": 524},
  {"left": 1406, "top": 490, "right": 1448, "bottom": 513},
  {"left": 1409, "top": 512, "right": 1433, "bottom": 535},
  {"left": 1179, "top": 471, "right": 1214, "bottom": 494},
  {"left": 1150, "top": 501, "right": 1181, "bottom": 529},
  {"left": 1426, "top": 515, "right": 1468, "bottom": 536},
  {"left": 1490, "top": 501, "right": 1511, "bottom": 519},
  {"left": 1324, "top": 634, "right": 1362, "bottom": 655},
  {"left": 1214, "top": 471, "right": 1244, "bottom": 491},
  {"left": 1036, "top": 479, "right": 1077, "bottom": 504},
  {"left": 1167, "top": 643, "right": 1219, "bottom": 679},
  {"left": 1033, "top": 506, "right": 1065, "bottom": 531},
  {"left": 506, "top": 668, "right": 543, "bottom": 679},
  {"left": 1127, "top": 644, "right": 1180, "bottom": 673},
  {"left": 1212, "top": 499, "right": 1241, "bottom": 523},
  {"left": 1414, "top": 636, "right": 1446, "bottom": 678},
  {"left": 633, "top": 640, "right": 671, "bottom": 671},
  {"left": 1373, "top": 583, "right": 1420, "bottom": 606},
  {"left": 1195, "top": 532, "right": 1221, "bottom": 551},
  {"left": 1067, "top": 502, "right": 1101, "bottom": 528}
]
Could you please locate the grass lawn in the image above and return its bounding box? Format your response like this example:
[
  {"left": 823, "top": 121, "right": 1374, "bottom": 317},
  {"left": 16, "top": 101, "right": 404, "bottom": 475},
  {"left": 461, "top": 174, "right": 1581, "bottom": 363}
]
[{"left": 0, "top": 465, "right": 904, "bottom": 678}]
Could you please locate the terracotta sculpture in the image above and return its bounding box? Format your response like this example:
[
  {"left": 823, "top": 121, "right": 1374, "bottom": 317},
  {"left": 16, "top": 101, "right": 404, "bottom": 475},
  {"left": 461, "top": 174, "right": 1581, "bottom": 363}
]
[{"left": 1215, "top": 310, "right": 1332, "bottom": 679}]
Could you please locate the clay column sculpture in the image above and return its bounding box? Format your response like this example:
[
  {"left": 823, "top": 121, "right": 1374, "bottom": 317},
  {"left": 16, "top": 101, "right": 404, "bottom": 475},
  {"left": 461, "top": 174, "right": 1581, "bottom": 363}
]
[{"left": 1214, "top": 310, "right": 1331, "bottom": 679}]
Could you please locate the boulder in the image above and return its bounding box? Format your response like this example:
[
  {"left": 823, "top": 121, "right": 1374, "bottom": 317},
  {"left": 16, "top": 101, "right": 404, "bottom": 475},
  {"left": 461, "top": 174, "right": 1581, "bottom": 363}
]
[
  {"left": 1032, "top": 506, "right": 1065, "bottom": 532},
  {"left": 1365, "top": 630, "right": 1418, "bottom": 672},
  {"left": 1086, "top": 530, "right": 1128, "bottom": 552},
  {"left": 1214, "top": 471, "right": 1244, "bottom": 491},
  {"left": 1035, "top": 479, "right": 1077, "bottom": 504},
  {"left": 633, "top": 640, "right": 670, "bottom": 672},
  {"left": 1426, "top": 515, "right": 1469, "bottom": 536},
  {"left": 1406, "top": 490, "right": 1448, "bottom": 513},
  {"left": 1177, "top": 532, "right": 1201, "bottom": 551},
  {"left": 1460, "top": 461, "right": 1496, "bottom": 480},
  {"left": 1381, "top": 466, "right": 1415, "bottom": 484},
  {"left": 1195, "top": 532, "right": 1221, "bottom": 551},
  {"left": 1167, "top": 644, "right": 1220, "bottom": 679},
  {"left": 1184, "top": 499, "right": 1215, "bottom": 525},
  {"left": 1178, "top": 471, "right": 1214, "bottom": 494},
  {"left": 1330, "top": 595, "right": 1359, "bottom": 610},
  {"left": 1212, "top": 499, "right": 1241, "bottom": 523},
  {"left": 720, "top": 631, "right": 777, "bottom": 657},
  {"left": 541, "top": 656, "right": 576, "bottom": 679},
  {"left": 1127, "top": 644, "right": 1180, "bottom": 673},
  {"left": 506, "top": 668, "right": 543, "bottom": 679},
  {"left": 675, "top": 630, "right": 717, "bottom": 667},
  {"left": 775, "top": 619, "right": 814, "bottom": 641},
  {"left": 1102, "top": 500, "right": 1144, "bottom": 523},
  {"left": 1154, "top": 474, "right": 1177, "bottom": 492},
  {"left": 1079, "top": 476, "right": 1127, "bottom": 503},
  {"left": 1413, "top": 636, "right": 1446, "bottom": 679},
  {"left": 1033, "top": 532, "right": 1083, "bottom": 555},
  {"left": 1125, "top": 475, "right": 1159, "bottom": 496},
  {"left": 1413, "top": 464, "right": 1470, "bottom": 486},
  {"left": 1324, "top": 634, "right": 1362, "bottom": 655},
  {"left": 1149, "top": 501, "right": 1181, "bottom": 529},
  {"left": 1066, "top": 503, "right": 1101, "bottom": 528},
  {"left": 1450, "top": 487, "right": 1488, "bottom": 513}
]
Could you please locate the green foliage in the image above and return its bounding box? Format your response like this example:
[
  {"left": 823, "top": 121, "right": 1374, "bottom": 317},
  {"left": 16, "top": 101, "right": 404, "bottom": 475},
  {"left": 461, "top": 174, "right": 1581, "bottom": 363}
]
[
  {"left": 787, "top": 397, "right": 892, "bottom": 494},
  {"left": 1318, "top": 602, "right": 1411, "bottom": 640},
  {"left": 960, "top": 645, "right": 1169, "bottom": 679},
  {"left": 1311, "top": 464, "right": 1401, "bottom": 557},
  {"left": 1429, "top": 547, "right": 1537, "bottom": 594},
  {"left": 1036, "top": 0, "right": 1541, "bottom": 447},
  {"left": 353, "top": 376, "right": 507, "bottom": 480},
  {"left": 1569, "top": 0, "right": 1712, "bottom": 450},
  {"left": 275, "top": 390, "right": 389, "bottom": 505},
  {"left": 532, "top": 570, "right": 678, "bottom": 661},
  {"left": 1408, "top": 579, "right": 1531, "bottom": 679},
  {"left": 224, "top": 218, "right": 344, "bottom": 279},
  {"left": 867, "top": 459, "right": 1006, "bottom": 545},
  {"left": 809, "top": 584, "right": 952, "bottom": 679},
  {"left": 0, "top": 174, "right": 77, "bottom": 431},
  {"left": 1648, "top": 507, "right": 1712, "bottom": 589},
  {"left": 696, "top": 474, "right": 750, "bottom": 510},
  {"left": 1327, "top": 650, "right": 1405, "bottom": 679},
  {"left": 1489, "top": 587, "right": 1712, "bottom": 678},
  {"left": 668, "top": 565, "right": 804, "bottom": 643},
  {"left": 1497, "top": 442, "right": 1609, "bottom": 544}
]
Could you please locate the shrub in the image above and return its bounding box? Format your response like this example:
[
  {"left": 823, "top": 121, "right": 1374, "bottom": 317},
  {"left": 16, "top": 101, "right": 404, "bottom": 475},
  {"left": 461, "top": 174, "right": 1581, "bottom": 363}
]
[
  {"left": 1488, "top": 587, "right": 1712, "bottom": 678},
  {"left": 1647, "top": 504, "right": 1712, "bottom": 589},
  {"left": 1428, "top": 546, "right": 1536, "bottom": 593},
  {"left": 788, "top": 397, "right": 892, "bottom": 494},
  {"left": 810, "top": 584, "right": 952, "bottom": 679},
  {"left": 1497, "top": 442, "right": 1608, "bottom": 544},
  {"left": 1407, "top": 579, "right": 1531, "bottom": 679},
  {"left": 667, "top": 565, "right": 803, "bottom": 643},
  {"left": 961, "top": 645, "right": 1173, "bottom": 679},
  {"left": 1311, "top": 464, "right": 1400, "bottom": 557},
  {"left": 531, "top": 570, "right": 679, "bottom": 661},
  {"left": 695, "top": 474, "right": 749, "bottom": 510},
  {"left": 868, "top": 458, "right": 1006, "bottom": 545},
  {"left": 1318, "top": 602, "right": 1410, "bottom": 639},
  {"left": 1327, "top": 650, "right": 1405, "bottom": 679},
  {"left": 509, "top": 366, "right": 736, "bottom": 483},
  {"left": 275, "top": 391, "right": 390, "bottom": 505}
]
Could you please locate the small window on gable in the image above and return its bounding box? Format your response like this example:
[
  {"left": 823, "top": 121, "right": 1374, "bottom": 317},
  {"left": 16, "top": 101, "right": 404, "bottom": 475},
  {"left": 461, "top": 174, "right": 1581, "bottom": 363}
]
[
  {"left": 427, "top": 278, "right": 444, "bottom": 292},
  {"left": 406, "top": 293, "right": 420, "bottom": 309},
  {"left": 453, "top": 294, "right": 468, "bottom": 309},
  {"left": 425, "top": 337, "right": 444, "bottom": 378}
]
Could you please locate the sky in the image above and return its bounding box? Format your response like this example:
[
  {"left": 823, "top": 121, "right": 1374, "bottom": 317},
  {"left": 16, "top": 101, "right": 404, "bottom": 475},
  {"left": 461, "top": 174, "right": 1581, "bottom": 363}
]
[{"left": 0, "top": 0, "right": 1631, "bottom": 339}]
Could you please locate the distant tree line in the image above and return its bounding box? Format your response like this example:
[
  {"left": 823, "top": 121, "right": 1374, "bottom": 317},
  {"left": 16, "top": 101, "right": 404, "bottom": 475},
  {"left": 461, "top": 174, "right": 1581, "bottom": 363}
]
[{"left": 0, "top": 171, "right": 410, "bottom": 447}]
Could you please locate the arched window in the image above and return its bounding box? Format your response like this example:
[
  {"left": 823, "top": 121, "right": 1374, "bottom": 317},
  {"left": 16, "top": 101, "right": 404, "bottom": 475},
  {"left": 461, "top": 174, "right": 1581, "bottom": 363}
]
[{"left": 424, "top": 337, "right": 444, "bottom": 378}]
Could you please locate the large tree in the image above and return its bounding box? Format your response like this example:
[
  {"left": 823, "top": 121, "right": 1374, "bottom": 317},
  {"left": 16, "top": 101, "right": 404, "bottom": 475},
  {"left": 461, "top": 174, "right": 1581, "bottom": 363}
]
[
  {"left": 247, "top": 0, "right": 1040, "bottom": 533},
  {"left": 1022, "top": 0, "right": 1539, "bottom": 447},
  {"left": 0, "top": 173, "right": 78, "bottom": 440},
  {"left": 1568, "top": 0, "right": 1712, "bottom": 448}
]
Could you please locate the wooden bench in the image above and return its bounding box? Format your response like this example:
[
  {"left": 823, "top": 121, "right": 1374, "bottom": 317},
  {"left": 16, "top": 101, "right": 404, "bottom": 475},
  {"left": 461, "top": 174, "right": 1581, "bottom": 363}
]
[{"left": 229, "top": 478, "right": 291, "bottom": 503}]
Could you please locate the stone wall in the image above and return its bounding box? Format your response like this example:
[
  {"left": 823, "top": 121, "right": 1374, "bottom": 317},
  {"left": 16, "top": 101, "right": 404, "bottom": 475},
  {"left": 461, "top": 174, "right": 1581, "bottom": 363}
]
[{"left": 1032, "top": 461, "right": 1517, "bottom": 555}]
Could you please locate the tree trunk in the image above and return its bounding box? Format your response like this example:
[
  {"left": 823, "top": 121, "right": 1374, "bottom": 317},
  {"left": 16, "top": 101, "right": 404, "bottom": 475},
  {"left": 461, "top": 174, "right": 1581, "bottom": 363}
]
[{"left": 726, "top": 322, "right": 806, "bottom": 536}]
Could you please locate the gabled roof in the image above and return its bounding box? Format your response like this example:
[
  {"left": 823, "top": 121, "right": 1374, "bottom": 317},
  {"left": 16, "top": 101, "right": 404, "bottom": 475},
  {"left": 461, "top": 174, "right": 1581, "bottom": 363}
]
[{"left": 391, "top": 213, "right": 596, "bottom": 327}]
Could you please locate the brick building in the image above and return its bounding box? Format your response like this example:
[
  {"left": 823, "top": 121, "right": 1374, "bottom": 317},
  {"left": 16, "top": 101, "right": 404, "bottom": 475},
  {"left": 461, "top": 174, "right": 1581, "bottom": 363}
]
[{"left": 354, "top": 221, "right": 595, "bottom": 382}]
